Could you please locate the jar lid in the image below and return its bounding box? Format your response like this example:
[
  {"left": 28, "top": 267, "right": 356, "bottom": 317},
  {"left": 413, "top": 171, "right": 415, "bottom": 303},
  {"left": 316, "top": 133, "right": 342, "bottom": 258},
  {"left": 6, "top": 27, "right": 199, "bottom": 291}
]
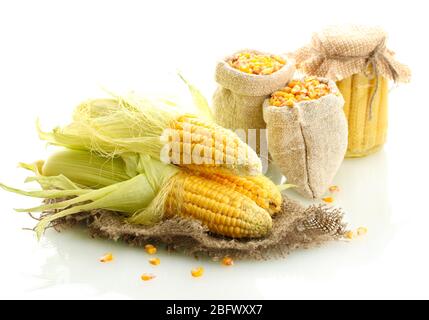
[{"left": 293, "top": 25, "right": 411, "bottom": 82}]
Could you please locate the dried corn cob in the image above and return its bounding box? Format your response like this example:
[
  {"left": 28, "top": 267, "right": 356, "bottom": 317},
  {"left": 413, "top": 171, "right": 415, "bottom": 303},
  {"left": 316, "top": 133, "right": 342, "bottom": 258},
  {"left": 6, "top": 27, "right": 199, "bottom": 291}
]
[
  {"left": 163, "top": 172, "right": 273, "bottom": 238},
  {"left": 185, "top": 165, "right": 282, "bottom": 215}
]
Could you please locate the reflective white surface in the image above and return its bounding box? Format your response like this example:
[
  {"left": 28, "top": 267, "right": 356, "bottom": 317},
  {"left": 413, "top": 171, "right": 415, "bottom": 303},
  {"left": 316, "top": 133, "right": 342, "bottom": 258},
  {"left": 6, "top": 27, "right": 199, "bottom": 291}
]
[{"left": 0, "top": 0, "right": 428, "bottom": 300}]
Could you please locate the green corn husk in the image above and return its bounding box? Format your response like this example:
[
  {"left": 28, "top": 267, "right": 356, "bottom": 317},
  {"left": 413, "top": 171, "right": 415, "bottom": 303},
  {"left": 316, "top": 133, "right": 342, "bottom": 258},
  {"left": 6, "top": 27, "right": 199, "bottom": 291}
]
[
  {"left": 178, "top": 73, "right": 213, "bottom": 120},
  {"left": 37, "top": 74, "right": 213, "bottom": 160},
  {"left": 0, "top": 150, "right": 179, "bottom": 239},
  {"left": 37, "top": 95, "right": 178, "bottom": 159},
  {"left": 42, "top": 149, "right": 131, "bottom": 188}
]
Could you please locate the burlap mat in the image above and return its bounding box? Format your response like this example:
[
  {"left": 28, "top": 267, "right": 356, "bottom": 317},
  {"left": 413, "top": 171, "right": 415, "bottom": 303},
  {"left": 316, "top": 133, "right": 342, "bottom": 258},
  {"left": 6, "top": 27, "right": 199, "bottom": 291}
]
[{"left": 47, "top": 196, "right": 347, "bottom": 260}]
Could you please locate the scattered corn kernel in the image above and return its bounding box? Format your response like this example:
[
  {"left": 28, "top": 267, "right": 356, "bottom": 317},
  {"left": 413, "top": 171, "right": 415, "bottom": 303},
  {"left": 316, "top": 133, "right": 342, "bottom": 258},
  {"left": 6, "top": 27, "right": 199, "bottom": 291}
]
[
  {"left": 329, "top": 185, "right": 340, "bottom": 193},
  {"left": 322, "top": 197, "right": 334, "bottom": 203},
  {"left": 141, "top": 273, "right": 156, "bottom": 281},
  {"left": 357, "top": 227, "right": 368, "bottom": 236},
  {"left": 145, "top": 244, "right": 157, "bottom": 255},
  {"left": 222, "top": 256, "right": 234, "bottom": 266},
  {"left": 270, "top": 78, "right": 331, "bottom": 107},
  {"left": 228, "top": 52, "right": 286, "bottom": 75},
  {"left": 99, "top": 253, "right": 114, "bottom": 263},
  {"left": 149, "top": 258, "right": 161, "bottom": 266},
  {"left": 345, "top": 231, "right": 354, "bottom": 240},
  {"left": 191, "top": 267, "right": 204, "bottom": 278}
]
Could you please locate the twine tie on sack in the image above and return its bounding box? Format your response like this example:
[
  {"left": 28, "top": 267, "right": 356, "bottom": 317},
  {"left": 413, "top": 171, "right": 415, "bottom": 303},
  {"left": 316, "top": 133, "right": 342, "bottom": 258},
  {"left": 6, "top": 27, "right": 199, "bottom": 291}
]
[{"left": 315, "top": 40, "right": 400, "bottom": 119}]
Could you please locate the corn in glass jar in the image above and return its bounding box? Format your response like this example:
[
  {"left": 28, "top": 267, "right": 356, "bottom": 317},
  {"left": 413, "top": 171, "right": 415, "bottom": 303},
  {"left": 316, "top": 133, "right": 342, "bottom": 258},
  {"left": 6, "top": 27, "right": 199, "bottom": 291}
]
[{"left": 337, "top": 73, "right": 389, "bottom": 158}]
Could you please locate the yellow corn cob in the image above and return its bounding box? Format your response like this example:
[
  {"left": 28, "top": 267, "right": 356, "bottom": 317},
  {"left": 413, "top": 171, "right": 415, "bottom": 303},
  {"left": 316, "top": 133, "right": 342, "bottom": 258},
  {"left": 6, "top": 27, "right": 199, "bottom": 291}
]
[
  {"left": 376, "top": 77, "right": 389, "bottom": 146},
  {"left": 336, "top": 76, "right": 352, "bottom": 119},
  {"left": 347, "top": 73, "right": 370, "bottom": 156},
  {"left": 184, "top": 165, "right": 282, "bottom": 215},
  {"left": 165, "top": 172, "right": 273, "bottom": 238},
  {"left": 362, "top": 75, "right": 383, "bottom": 151},
  {"left": 169, "top": 115, "right": 262, "bottom": 175}
]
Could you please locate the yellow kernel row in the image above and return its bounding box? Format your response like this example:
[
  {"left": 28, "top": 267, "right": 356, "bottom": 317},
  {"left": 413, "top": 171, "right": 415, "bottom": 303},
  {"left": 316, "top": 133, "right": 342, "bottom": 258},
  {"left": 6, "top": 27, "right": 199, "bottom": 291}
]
[
  {"left": 228, "top": 52, "right": 286, "bottom": 75},
  {"left": 269, "top": 78, "right": 331, "bottom": 108}
]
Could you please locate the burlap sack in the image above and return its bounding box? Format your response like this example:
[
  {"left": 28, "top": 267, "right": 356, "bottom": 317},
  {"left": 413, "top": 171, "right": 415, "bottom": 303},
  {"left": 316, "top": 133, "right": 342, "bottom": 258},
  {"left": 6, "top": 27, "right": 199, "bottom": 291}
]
[
  {"left": 293, "top": 25, "right": 411, "bottom": 83},
  {"left": 46, "top": 196, "right": 347, "bottom": 260},
  {"left": 213, "top": 50, "right": 295, "bottom": 156},
  {"left": 263, "top": 78, "right": 347, "bottom": 199}
]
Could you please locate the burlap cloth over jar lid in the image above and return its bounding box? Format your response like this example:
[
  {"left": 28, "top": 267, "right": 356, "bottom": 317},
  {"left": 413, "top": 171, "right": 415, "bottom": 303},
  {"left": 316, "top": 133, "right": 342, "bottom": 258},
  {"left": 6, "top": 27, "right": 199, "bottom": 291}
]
[{"left": 293, "top": 25, "right": 411, "bottom": 82}]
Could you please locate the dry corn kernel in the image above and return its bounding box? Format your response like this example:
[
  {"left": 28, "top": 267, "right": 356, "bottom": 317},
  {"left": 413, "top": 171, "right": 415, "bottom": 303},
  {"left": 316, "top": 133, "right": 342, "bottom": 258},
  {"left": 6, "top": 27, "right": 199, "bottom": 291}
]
[
  {"left": 285, "top": 100, "right": 295, "bottom": 107},
  {"left": 145, "top": 244, "right": 157, "bottom": 255},
  {"left": 322, "top": 197, "right": 334, "bottom": 203},
  {"left": 141, "top": 273, "right": 156, "bottom": 281},
  {"left": 149, "top": 258, "right": 161, "bottom": 266},
  {"left": 191, "top": 267, "right": 204, "bottom": 278},
  {"left": 222, "top": 256, "right": 234, "bottom": 266},
  {"left": 270, "top": 78, "right": 331, "bottom": 107},
  {"left": 99, "top": 253, "right": 114, "bottom": 263},
  {"left": 329, "top": 185, "right": 340, "bottom": 193},
  {"left": 357, "top": 227, "right": 368, "bottom": 236},
  {"left": 345, "top": 231, "right": 354, "bottom": 239},
  {"left": 228, "top": 52, "right": 286, "bottom": 75}
]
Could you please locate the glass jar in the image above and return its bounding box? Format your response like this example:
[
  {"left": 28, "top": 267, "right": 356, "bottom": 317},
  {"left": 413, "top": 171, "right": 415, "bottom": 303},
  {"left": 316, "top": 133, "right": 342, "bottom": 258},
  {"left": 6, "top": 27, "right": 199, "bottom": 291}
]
[{"left": 337, "top": 73, "right": 389, "bottom": 158}]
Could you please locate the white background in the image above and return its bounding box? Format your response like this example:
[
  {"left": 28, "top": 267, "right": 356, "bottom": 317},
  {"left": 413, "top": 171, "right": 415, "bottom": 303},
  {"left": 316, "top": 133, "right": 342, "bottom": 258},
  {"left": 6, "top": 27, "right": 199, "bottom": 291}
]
[{"left": 0, "top": 0, "right": 428, "bottom": 300}]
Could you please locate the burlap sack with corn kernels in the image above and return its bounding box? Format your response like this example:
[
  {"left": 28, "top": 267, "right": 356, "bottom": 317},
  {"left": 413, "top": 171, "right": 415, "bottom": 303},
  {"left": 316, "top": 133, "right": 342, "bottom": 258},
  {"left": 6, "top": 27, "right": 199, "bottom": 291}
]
[
  {"left": 213, "top": 50, "right": 295, "bottom": 157},
  {"left": 46, "top": 196, "right": 346, "bottom": 260},
  {"left": 263, "top": 77, "right": 348, "bottom": 199}
]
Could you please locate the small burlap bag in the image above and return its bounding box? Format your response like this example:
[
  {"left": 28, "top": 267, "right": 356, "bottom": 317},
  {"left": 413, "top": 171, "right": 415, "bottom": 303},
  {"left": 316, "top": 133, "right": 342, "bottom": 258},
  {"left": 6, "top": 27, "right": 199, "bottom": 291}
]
[
  {"left": 263, "top": 78, "right": 347, "bottom": 199},
  {"left": 293, "top": 25, "right": 411, "bottom": 83},
  {"left": 213, "top": 50, "right": 295, "bottom": 155},
  {"left": 46, "top": 196, "right": 347, "bottom": 260}
]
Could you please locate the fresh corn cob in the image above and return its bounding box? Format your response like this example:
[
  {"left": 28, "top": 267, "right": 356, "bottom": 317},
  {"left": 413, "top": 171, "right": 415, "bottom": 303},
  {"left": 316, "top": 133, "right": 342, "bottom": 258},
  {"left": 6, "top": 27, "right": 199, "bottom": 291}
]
[
  {"left": 168, "top": 114, "right": 261, "bottom": 175},
  {"left": 336, "top": 76, "right": 352, "bottom": 119},
  {"left": 39, "top": 97, "right": 263, "bottom": 176},
  {"left": 1, "top": 149, "right": 273, "bottom": 239},
  {"left": 185, "top": 164, "right": 282, "bottom": 215},
  {"left": 164, "top": 172, "right": 273, "bottom": 238}
]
